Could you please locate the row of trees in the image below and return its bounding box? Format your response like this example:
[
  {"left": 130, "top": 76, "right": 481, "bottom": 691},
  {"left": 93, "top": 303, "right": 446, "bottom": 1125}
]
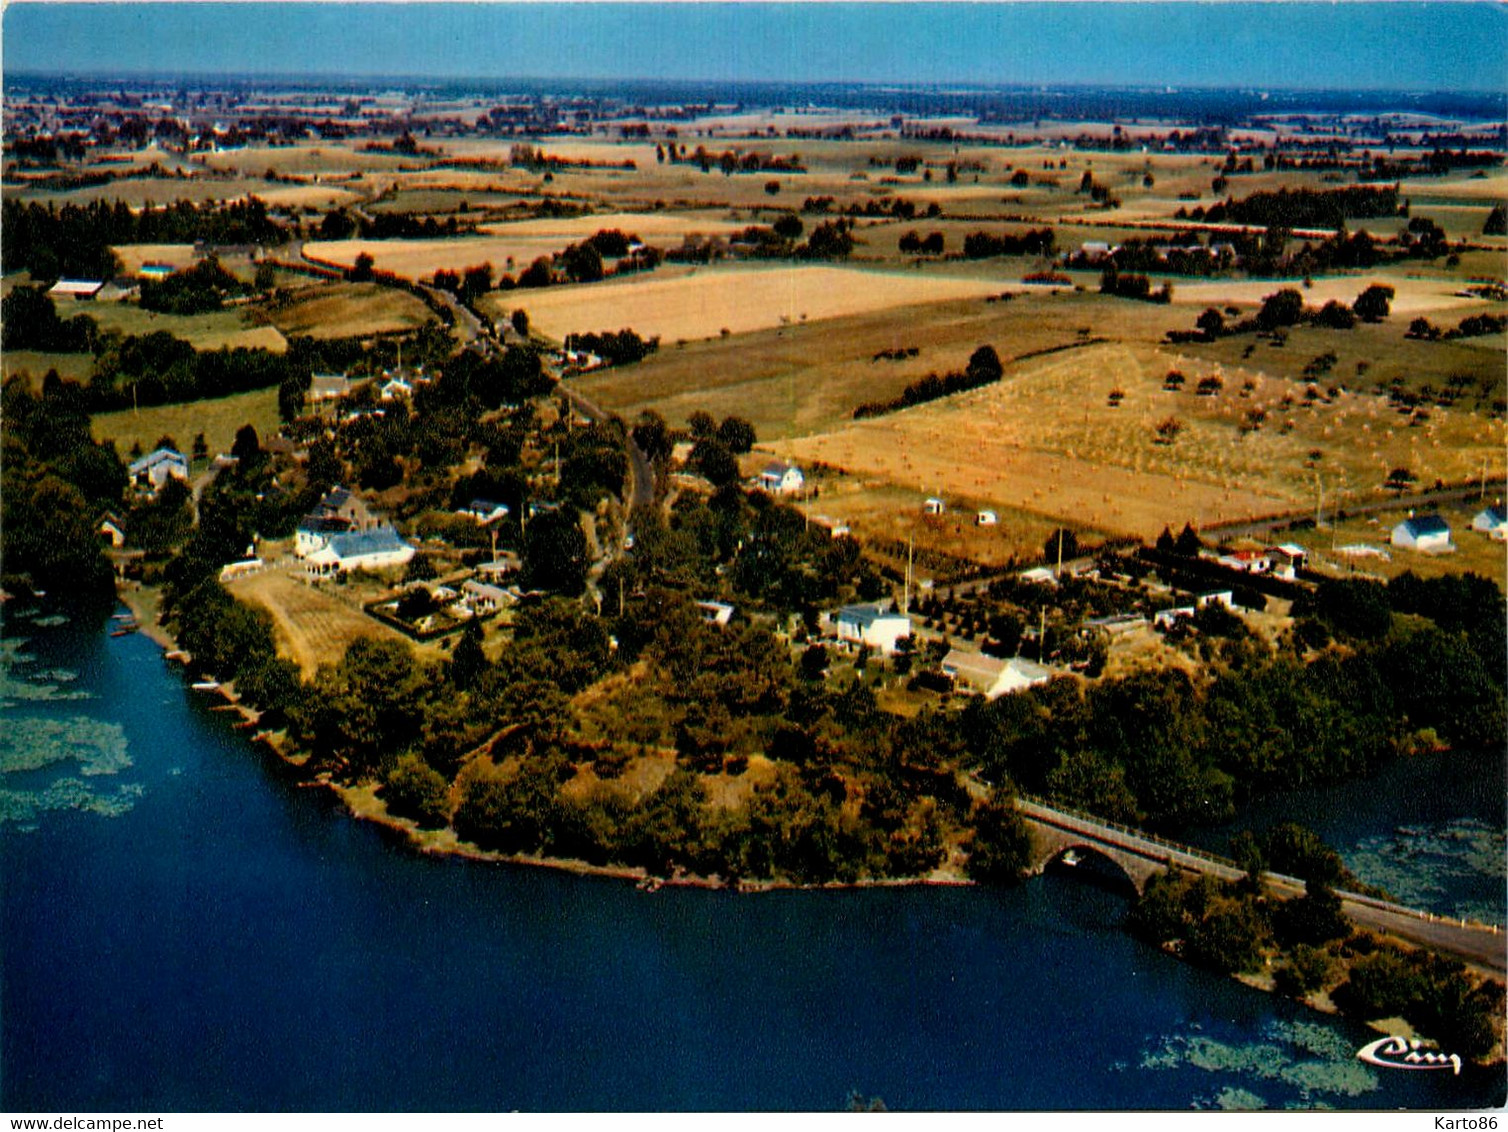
[
  {"left": 563, "top": 328, "right": 660, "bottom": 366},
  {"left": 961, "top": 228, "right": 1056, "bottom": 259},
  {"left": 1195, "top": 185, "right": 1401, "bottom": 230},
  {"left": 1169, "top": 284, "right": 1394, "bottom": 345},
  {"left": 853, "top": 345, "right": 1004, "bottom": 419}
]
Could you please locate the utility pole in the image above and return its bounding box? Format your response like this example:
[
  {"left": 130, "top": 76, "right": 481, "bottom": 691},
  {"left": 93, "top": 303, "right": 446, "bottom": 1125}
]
[
  {"left": 903, "top": 533, "right": 914, "bottom": 615},
  {"left": 1038, "top": 607, "right": 1047, "bottom": 662}
]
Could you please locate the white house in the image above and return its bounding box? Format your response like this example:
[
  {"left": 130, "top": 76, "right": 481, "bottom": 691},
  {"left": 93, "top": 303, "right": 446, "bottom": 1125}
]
[
  {"left": 1268, "top": 544, "right": 1308, "bottom": 579},
  {"left": 302, "top": 527, "right": 414, "bottom": 575},
  {"left": 1215, "top": 550, "right": 1271, "bottom": 574},
  {"left": 696, "top": 600, "right": 736, "bottom": 626},
  {"left": 942, "top": 649, "right": 1053, "bottom": 699},
  {"left": 924, "top": 497, "right": 946, "bottom": 515},
  {"left": 294, "top": 486, "right": 397, "bottom": 566},
  {"left": 309, "top": 373, "right": 355, "bottom": 403},
  {"left": 47, "top": 278, "right": 104, "bottom": 300},
  {"left": 1153, "top": 606, "right": 1197, "bottom": 630},
  {"left": 832, "top": 602, "right": 911, "bottom": 655},
  {"left": 99, "top": 515, "right": 127, "bottom": 549},
  {"left": 976, "top": 510, "right": 998, "bottom": 527},
  {"left": 757, "top": 462, "right": 805, "bottom": 495},
  {"left": 475, "top": 553, "right": 522, "bottom": 580},
  {"left": 1471, "top": 505, "right": 1506, "bottom": 540},
  {"left": 460, "top": 578, "right": 511, "bottom": 614},
  {"left": 218, "top": 558, "right": 264, "bottom": 583},
  {"left": 1391, "top": 514, "right": 1452, "bottom": 553},
  {"left": 456, "top": 499, "right": 510, "bottom": 525},
  {"left": 1018, "top": 566, "right": 1058, "bottom": 587},
  {"left": 380, "top": 378, "right": 413, "bottom": 402},
  {"left": 128, "top": 448, "right": 189, "bottom": 493}
]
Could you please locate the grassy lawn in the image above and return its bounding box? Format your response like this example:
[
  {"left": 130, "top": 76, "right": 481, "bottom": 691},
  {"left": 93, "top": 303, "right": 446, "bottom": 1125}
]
[
  {"left": 1283, "top": 503, "right": 1508, "bottom": 591},
  {"left": 91, "top": 386, "right": 282, "bottom": 460}
]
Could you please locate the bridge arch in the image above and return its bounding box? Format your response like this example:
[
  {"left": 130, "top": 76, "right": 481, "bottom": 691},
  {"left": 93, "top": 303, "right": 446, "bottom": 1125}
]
[{"left": 1043, "top": 844, "right": 1141, "bottom": 896}]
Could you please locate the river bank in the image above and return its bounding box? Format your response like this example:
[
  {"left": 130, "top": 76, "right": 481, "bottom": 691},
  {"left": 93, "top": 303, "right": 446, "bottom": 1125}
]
[{"left": 113, "top": 578, "right": 1505, "bottom": 1067}]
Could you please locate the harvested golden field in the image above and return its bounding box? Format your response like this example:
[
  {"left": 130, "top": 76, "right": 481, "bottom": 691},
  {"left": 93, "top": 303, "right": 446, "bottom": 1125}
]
[
  {"left": 572, "top": 289, "right": 1189, "bottom": 441},
  {"left": 305, "top": 235, "right": 571, "bottom": 280},
  {"left": 1401, "top": 172, "right": 1508, "bottom": 203},
  {"left": 479, "top": 210, "right": 747, "bottom": 239},
  {"left": 252, "top": 184, "right": 363, "bottom": 210},
  {"left": 10, "top": 176, "right": 270, "bottom": 208},
  {"left": 199, "top": 143, "right": 414, "bottom": 176},
  {"left": 266, "top": 282, "right": 433, "bottom": 338},
  {"left": 770, "top": 341, "right": 1506, "bottom": 540},
  {"left": 228, "top": 569, "right": 406, "bottom": 676},
  {"left": 487, "top": 264, "right": 1014, "bottom": 344},
  {"left": 1170, "top": 274, "right": 1495, "bottom": 317},
  {"left": 92, "top": 386, "right": 282, "bottom": 460},
  {"left": 794, "top": 477, "right": 1095, "bottom": 567}
]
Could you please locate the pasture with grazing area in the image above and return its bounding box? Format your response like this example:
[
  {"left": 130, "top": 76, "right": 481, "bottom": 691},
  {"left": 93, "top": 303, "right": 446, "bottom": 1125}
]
[
  {"left": 265, "top": 282, "right": 435, "bottom": 338},
  {"left": 3, "top": 350, "right": 95, "bottom": 390},
  {"left": 91, "top": 386, "right": 282, "bottom": 460},
  {"left": 85, "top": 300, "right": 288, "bottom": 353},
  {"left": 770, "top": 339, "right": 1506, "bottom": 542}
]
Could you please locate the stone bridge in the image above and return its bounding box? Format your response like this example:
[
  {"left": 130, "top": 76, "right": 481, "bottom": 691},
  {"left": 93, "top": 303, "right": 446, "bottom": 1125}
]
[{"left": 1015, "top": 795, "right": 1506, "bottom": 976}]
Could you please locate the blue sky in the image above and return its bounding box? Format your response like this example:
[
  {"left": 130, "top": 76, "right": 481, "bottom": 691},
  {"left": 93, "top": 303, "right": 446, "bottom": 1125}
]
[{"left": 4, "top": 3, "right": 1503, "bottom": 92}]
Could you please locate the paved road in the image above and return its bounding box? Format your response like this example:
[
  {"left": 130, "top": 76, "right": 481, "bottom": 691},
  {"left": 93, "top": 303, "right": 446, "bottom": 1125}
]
[{"left": 1016, "top": 796, "right": 1507, "bottom": 975}]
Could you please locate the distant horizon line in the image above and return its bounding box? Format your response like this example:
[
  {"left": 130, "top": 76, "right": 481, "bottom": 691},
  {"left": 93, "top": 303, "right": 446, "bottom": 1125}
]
[{"left": 7, "top": 70, "right": 1503, "bottom": 99}]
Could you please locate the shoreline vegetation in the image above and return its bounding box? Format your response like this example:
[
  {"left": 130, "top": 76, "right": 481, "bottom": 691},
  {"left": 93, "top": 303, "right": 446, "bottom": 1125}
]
[{"left": 116, "top": 579, "right": 1506, "bottom": 1067}]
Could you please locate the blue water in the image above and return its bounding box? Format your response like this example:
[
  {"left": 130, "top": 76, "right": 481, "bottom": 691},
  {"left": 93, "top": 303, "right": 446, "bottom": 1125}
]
[
  {"left": 1186, "top": 749, "right": 1507, "bottom": 929},
  {"left": 2, "top": 614, "right": 1504, "bottom": 1111}
]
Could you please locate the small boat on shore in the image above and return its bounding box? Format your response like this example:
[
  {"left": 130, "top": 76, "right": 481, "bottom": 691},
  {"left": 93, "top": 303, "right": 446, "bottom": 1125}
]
[
  {"left": 111, "top": 612, "right": 136, "bottom": 622},
  {"left": 164, "top": 650, "right": 189, "bottom": 663},
  {"left": 190, "top": 680, "right": 221, "bottom": 692},
  {"left": 110, "top": 623, "right": 138, "bottom": 637}
]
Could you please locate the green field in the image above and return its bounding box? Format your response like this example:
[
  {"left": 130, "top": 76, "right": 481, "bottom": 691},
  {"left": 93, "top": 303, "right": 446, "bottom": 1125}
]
[
  {"left": 85, "top": 300, "right": 287, "bottom": 352},
  {"left": 266, "top": 282, "right": 434, "bottom": 338},
  {"left": 2, "top": 350, "right": 95, "bottom": 390},
  {"left": 91, "top": 386, "right": 282, "bottom": 460}
]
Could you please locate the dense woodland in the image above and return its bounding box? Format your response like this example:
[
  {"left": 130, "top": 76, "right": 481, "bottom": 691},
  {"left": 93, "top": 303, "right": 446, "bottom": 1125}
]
[{"left": 1, "top": 197, "right": 284, "bottom": 280}]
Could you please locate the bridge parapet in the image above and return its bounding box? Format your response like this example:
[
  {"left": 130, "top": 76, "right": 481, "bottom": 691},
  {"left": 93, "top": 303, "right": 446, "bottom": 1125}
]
[{"left": 1012, "top": 793, "right": 1505, "bottom": 972}]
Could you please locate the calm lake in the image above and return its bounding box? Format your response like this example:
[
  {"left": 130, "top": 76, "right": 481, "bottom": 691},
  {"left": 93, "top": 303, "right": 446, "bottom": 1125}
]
[{"left": 2, "top": 611, "right": 1503, "bottom": 1111}]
